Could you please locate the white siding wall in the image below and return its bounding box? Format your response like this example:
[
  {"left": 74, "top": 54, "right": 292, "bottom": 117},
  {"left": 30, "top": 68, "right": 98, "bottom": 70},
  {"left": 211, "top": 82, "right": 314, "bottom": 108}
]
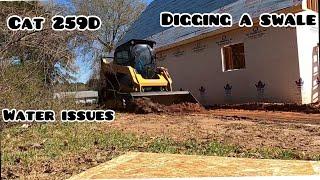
[{"left": 158, "top": 26, "right": 302, "bottom": 105}]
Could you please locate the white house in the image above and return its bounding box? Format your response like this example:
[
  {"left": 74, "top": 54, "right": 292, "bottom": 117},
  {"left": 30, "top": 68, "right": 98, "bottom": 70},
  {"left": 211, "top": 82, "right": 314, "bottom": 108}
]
[{"left": 121, "top": 0, "right": 319, "bottom": 105}]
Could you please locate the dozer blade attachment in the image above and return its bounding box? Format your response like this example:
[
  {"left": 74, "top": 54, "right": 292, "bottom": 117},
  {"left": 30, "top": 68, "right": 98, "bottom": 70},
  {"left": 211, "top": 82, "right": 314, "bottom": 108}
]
[{"left": 129, "top": 91, "right": 199, "bottom": 105}]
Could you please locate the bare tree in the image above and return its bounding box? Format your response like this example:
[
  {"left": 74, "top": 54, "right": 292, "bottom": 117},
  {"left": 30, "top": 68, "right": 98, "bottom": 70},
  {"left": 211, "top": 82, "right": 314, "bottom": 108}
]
[
  {"left": 71, "top": 0, "right": 146, "bottom": 85},
  {"left": 72, "top": 0, "right": 146, "bottom": 53},
  {"left": 0, "top": 1, "right": 94, "bottom": 110},
  {"left": 0, "top": 1, "right": 90, "bottom": 83},
  {"left": 0, "top": 0, "right": 146, "bottom": 109}
]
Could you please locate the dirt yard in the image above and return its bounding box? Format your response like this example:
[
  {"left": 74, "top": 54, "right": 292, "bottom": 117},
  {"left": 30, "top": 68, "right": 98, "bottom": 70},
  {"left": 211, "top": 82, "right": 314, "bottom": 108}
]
[
  {"left": 109, "top": 109, "right": 320, "bottom": 157},
  {"left": 2, "top": 107, "right": 320, "bottom": 179}
]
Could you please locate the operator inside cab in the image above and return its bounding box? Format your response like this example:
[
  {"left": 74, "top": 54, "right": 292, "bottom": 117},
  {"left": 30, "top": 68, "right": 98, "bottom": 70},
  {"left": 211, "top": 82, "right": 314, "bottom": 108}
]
[
  {"left": 114, "top": 39, "right": 156, "bottom": 79},
  {"left": 132, "top": 44, "right": 155, "bottom": 78}
]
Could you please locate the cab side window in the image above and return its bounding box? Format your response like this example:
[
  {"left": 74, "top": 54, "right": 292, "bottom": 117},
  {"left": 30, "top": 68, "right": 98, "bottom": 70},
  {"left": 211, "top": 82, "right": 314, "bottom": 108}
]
[{"left": 115, "top": 50, "right": 129, "bottom": 65}]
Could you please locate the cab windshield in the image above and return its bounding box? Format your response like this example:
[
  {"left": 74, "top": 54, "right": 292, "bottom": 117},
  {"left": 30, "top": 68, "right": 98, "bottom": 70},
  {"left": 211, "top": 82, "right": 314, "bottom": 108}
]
[{"left": 132, "top": 44, "right": 154, "bottom": 74}]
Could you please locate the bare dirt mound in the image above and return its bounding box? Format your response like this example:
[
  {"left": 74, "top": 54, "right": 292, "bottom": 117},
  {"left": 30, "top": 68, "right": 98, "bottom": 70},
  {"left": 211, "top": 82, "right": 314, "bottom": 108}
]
[
  {"left": 210, "top": 102, "right": 320, "bottom": 114},
  {"left": 129, "top": 97, "right": 205, "bottom": 114}
]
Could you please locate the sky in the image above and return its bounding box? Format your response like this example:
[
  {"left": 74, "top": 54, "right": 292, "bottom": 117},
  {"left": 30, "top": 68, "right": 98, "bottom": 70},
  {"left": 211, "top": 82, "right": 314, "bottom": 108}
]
[
  {"left": 56, "top": 0, "right": 154, "bottom": 83},
  {"left": 146, "top": 0, "right": 153, "bottom": 4}
]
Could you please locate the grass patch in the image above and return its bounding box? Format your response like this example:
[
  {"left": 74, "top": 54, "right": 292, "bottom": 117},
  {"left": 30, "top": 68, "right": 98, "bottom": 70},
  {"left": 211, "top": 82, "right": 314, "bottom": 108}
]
[
  {"left": 147, "top": 137, "right": 178, "bottom": 153},
  {"left": 1, "top": 123, "right": 318, "bottom": 179},
  {"left": 2, "top": 123, "right": 138, "bottom": 166}
]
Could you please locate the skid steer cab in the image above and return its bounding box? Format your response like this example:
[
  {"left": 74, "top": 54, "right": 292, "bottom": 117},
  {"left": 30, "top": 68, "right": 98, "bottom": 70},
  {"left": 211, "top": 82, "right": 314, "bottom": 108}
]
[{"left": 99, "top": 39, "right": 198, "bottom": 106}]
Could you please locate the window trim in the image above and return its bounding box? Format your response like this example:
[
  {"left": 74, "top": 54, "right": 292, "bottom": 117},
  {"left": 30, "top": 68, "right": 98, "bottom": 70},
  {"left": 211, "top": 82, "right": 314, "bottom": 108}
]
[{"left": 221, "top": 42, "right": 246, "bottom": 72}]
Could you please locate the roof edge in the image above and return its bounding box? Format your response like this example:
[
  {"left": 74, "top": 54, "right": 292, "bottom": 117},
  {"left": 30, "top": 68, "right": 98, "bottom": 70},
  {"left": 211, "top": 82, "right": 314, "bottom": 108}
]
[{"left": 155, "top": 4, "right": 303, "bottom": 52}]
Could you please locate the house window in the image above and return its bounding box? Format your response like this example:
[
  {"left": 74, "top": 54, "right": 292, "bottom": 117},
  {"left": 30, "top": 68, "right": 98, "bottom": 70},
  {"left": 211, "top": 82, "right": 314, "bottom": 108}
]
[{"left": 222, "top": 43, "right": 246, "bottom": 71}]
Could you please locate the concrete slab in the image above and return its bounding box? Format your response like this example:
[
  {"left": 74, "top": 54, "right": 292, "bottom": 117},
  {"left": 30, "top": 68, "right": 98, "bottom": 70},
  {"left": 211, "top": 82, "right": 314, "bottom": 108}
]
[{"left": 68, "top": 152, "right": 320, "bottom": 179}]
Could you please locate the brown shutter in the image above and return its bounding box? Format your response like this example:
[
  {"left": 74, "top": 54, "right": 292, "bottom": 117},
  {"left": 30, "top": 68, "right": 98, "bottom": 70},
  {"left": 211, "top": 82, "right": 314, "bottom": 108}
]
[{"left": 307, "top": 0, "right": 319, "bottom": 12}]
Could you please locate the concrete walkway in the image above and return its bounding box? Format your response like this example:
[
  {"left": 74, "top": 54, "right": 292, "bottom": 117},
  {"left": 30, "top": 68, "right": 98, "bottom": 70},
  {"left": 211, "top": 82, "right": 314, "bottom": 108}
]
[{"left": 68, "top": 152, "right": 320, "bottom": 179}]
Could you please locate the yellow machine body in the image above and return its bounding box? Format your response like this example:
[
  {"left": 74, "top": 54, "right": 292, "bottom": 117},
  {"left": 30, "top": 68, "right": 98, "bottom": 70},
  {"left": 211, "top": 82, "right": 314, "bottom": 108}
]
[
  {"left": 99, "top": 39, "right": 198, "bottom": 105},
  {"left": 102, "top": 59, "right": 172, "bottom": 92}
]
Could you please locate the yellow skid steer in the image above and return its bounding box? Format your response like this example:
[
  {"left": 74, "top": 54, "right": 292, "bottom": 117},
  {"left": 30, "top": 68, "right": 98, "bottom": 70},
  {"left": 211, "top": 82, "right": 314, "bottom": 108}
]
[{"left": 99, "top": 39, "right": 198, "bottom": 106}]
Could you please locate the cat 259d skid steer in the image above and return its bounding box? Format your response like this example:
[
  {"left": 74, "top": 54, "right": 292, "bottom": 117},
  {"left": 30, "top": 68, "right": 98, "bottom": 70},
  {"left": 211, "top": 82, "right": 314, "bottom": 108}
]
[{"left": 99, "top": 39, "right": 198, "bottom": 106}]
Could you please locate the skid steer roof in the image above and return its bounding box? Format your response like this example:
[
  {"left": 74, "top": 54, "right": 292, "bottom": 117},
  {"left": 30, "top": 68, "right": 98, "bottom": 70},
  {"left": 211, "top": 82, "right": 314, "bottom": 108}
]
[{"left": 116, "top": 39, "right": 156, "bottom": 51}]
